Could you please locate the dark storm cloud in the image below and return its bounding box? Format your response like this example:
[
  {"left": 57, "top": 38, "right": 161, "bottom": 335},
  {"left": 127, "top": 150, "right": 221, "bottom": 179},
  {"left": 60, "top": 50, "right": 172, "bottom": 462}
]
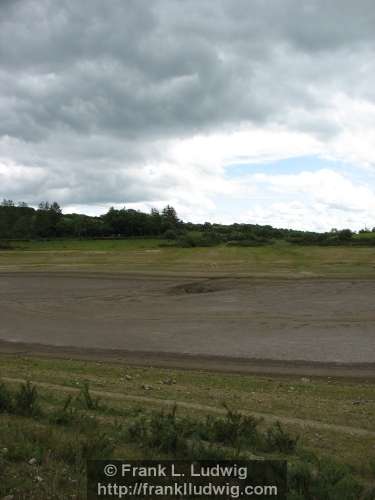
[{"left": 0, "top": 0, "right": 375, "bottom": 205}]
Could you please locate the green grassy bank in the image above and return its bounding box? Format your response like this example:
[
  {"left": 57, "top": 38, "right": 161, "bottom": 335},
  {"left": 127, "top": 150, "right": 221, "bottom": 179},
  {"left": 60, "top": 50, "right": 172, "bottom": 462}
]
[{"left": 1, "top": 238, "right": 375, "bottom": 277}]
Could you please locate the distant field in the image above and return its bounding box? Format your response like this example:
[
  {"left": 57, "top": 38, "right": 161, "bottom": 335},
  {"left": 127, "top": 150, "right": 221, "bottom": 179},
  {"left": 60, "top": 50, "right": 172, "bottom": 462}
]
[
  {"left": 7, "top": 238, "right": 162, "bottom": 251},
  {"left": 1, "top": 238, "right": 375, "bottom": 277},
  {"left": 354, "top": 231, "right": 375, "bottom": 240}
]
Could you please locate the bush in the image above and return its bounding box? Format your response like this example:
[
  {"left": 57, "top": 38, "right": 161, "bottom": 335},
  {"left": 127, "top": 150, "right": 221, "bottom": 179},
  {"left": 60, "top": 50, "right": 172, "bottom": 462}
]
[
  {"left": 127, "top": 405, "right": 188, "bottom": 456},
  {"left": 14, "top": 381, "right": 40, "bottom": 417},
  {"left": 175, "top": 232, "right": 222, "bottom": 247},
  {"left": 288, "top": 462, "right": 313, "bottom": 499},
  {"left": 0, "top": 382, "right": 13, "bottom": 413},
  {"left": 127, "top": 405, "right": 264, "bottom": 458},
  {"left": 288, "top": 458, "right": 363, "bottom": 500},
  {"left": 162, "top": 229, "right": 178, "bottom": 240},
  {"left": 197, "top": 406, "right": 262, "bottom": 452},
  {"left": 264, "top": 421, "right": 299, "bottom": 454},
  {"left": 0, "top": 240, "right": 12, "bottom": 250}
]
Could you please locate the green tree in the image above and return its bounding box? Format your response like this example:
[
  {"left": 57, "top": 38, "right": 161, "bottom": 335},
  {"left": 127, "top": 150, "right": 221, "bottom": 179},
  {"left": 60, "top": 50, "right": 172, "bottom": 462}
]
[
  {"left": 162, "top": 205, "right": 179, "bottom": 229},
  {"left": 34, "top": 201, "right": 62, "bottom": 237}
]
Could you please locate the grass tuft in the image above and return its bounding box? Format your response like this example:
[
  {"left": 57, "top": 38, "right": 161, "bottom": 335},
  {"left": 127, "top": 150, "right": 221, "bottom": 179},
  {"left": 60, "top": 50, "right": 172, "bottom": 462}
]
[{"left": 14, "top": 381, "right": 40, "bottom": 417}]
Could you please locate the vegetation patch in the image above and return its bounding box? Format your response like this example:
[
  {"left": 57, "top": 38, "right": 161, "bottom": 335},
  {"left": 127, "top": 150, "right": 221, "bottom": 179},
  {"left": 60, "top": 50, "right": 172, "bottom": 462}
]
[{"left": 0, "top": 357, "right": 374, "bottom": 498}]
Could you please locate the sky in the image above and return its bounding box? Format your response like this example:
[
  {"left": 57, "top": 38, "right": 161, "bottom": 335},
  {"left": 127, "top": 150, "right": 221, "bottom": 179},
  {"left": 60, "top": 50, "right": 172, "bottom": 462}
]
[{"left": 1, "top": 0, "right": 375, "bottom": 231}]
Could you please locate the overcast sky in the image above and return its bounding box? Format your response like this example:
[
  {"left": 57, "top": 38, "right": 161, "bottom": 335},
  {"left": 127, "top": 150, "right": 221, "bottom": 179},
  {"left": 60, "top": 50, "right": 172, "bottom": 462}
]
[{"left": 1, "top": 0, "right": 375, "bottom": 231}]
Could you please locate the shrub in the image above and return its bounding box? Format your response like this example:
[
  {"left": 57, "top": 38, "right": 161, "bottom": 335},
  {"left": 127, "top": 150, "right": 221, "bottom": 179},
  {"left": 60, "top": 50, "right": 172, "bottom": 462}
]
[
  {"left": 0, "top": 382, "right": 13, "bottom": 413},
  {"left": 264, "top": 421, "right": 299, "bottom": 454},
  {"left": 0, "top": 240, "right": 12, "bottom": 250},
  {"left": 175, "top": 232, "right": 222, "bottom": 247},
  {"left": 288, "top": 458, "right": 363, "bottom": 500},
  {"left": 127, "top": 405, "right": 188, "bottom": 456},
  {"left": 197, "top": 406, "right": 262, "bottom": 452},
  {"left": 162, "top": 229, "right": 178, "bottom": 240},
  {"left": 288, "top": 462, "right": 313, "bottom": 499},
  {"left": 128, "top": 406, "right": 265, "bottom": 457},
  {"left": 14, "top": 381, "right": 40, "bottom": 417}
]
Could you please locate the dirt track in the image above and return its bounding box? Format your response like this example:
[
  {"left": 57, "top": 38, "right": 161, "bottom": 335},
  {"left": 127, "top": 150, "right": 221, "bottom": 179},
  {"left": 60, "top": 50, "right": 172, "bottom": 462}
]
[{"left": 1, "top": 272, "right": 375, "bottom": 376}]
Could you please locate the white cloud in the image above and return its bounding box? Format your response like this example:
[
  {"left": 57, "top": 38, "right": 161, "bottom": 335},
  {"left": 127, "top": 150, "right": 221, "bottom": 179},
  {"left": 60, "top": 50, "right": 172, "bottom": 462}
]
[
  {"left": 1, "top": 0, "right": 375, "bottom": 230},
  {"left": 225, "top": 169, "right": 375, "bottom": 231}
]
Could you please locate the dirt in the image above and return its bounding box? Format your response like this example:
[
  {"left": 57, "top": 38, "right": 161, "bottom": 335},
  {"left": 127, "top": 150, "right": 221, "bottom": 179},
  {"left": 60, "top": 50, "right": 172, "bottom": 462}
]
[{"left": 0, "top": 272, "right": 375, "bottom": 376}]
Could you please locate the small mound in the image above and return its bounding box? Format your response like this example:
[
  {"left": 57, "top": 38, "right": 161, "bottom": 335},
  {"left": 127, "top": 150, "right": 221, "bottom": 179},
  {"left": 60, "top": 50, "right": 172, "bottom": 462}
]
[{"left": 169, "top": 281, "right": 220, "bottom": 295}]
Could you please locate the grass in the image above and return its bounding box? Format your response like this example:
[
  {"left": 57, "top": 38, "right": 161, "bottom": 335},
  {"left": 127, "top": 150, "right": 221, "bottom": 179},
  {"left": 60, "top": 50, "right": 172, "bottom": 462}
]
[
  {"left": 2, "top": 356, "right": 374, "bottom": 430},
  {"left": 1, "top": 238, "right": 375, "bottom": 277},
  {"left": 354, "top": 232, "right": 375, "bottom": 240},
  {"left": 0, "top": 354, "right": 374, "bottom": 499}
]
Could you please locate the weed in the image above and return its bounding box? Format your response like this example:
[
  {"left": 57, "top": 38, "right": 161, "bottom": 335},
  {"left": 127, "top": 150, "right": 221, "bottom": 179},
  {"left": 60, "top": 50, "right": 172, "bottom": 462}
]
[
  {"left": 78, "top": 382, "right": 100, "bottom": 410},
  {"left": 48, "top": 395, "right": 79, "bottom": 426},
  {"left": 14, "top": 381, "right": 40, "bottom": 417},
  {"left": 58, "top": 432, "right": 114, "bottom": 469},
  {"left": 264, "top": 421, "right": 299, "bottom": 454}
]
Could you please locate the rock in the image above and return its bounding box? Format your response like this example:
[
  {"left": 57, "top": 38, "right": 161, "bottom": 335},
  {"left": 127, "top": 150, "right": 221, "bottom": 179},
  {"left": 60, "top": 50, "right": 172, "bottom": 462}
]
[
  {"left": 125, "top": 375, "right": 132, "bottom": 381},
  {"left": 1, "top": 448, "right": 8, "bottom": 454},
  {"left": 162, "top": 378, "right": 173, "bottom": 385},
  {"left": 28, "top": 458, "right": 38, "bottom": 465},
  {"left": 142, "top": 384, "right": 152, "bottom": 391},
  {"left": 301, "top": 377, "right": 310, "bottom": 383},
  {"left": 35, "top": 475, "right": 43, "bottom": 482}
]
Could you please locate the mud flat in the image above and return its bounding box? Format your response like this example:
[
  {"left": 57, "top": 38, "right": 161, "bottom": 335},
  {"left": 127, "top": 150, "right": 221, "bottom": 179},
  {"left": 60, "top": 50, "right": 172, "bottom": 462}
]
[{"left": 1, "top": 272, "right": 374, "bottom": 376}]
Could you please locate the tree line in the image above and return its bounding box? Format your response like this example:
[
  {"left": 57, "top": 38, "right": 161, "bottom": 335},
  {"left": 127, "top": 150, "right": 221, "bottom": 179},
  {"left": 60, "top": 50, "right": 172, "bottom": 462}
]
[
  {"left": 1, "top": 199, "right": 375, "bottom": 246},
  {"left": 0, "top": 200, "right": 180, "bottom": 239}
]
